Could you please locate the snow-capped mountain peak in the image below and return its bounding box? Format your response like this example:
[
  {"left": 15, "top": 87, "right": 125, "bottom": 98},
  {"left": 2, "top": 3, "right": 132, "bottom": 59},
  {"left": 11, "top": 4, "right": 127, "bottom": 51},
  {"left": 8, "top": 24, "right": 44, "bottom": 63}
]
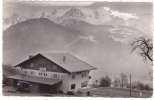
[
  {"left": 64, "top": 8, "right": 85, "bottom": 18},
  {"left": 57, "top": 8, "right": 86, "bottom": 28},
  {"left": 3, "top": 7, "right": 142, "bottom": 36}
]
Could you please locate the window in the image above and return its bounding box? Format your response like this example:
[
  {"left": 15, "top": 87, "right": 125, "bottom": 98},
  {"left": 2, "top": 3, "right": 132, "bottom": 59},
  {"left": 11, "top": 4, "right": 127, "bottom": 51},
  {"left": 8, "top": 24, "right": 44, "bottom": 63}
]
[
  {"left": 39, "top": 72, "right": 47, "bottom": 76},
  {"left": 71, "top": 84, "right": 75, "bottom": 89},
  {"left": 53, "top": 65, "right": 57, "bottom": 70},
  {"left": 39, "top": 64, "right": 42, "bottom": 66},
  {"left": 40, "top": 68, "right": 46, "bottom": 72},
  {"left": 31, "top": 71, "right": 34, "bottom": 75},
  {"left": 30, "top": 63, "right": 34, "bottom": 67},
  {"left": 53, "top": 74, "right": 58, "bottom": 78},
  {"left": 82, "top": 73, "right": 86, "bottom": 78},
  {"left": 81, "top": 81, "right": 88, "bottom": 88},
  {"left": 71, "top": 74, "right": 75, "bottom": 79},
  {"left": 39, "top": 64, "right": 47, "bottom": 67},
  {"left": 24, "top": 71, "right": 27, "bottom": 75}
]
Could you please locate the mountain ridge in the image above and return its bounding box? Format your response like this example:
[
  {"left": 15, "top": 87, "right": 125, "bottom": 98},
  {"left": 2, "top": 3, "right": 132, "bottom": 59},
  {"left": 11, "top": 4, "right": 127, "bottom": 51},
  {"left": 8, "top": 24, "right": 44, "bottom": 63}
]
[{"left": 3, "top": 7, "right": 141, "bottom": 32}]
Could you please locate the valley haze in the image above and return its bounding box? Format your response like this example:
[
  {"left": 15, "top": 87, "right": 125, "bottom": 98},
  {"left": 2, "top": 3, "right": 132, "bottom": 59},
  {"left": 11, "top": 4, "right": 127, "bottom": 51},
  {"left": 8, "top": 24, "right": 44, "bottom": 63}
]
[{"left": 3, "top": 1, "right": 153, "bottom": 86}]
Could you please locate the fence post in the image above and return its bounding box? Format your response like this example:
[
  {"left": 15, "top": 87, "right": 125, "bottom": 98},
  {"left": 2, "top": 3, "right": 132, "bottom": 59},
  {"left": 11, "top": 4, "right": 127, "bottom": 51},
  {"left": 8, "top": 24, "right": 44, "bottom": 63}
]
[{"left": 130, "top": 74, "right": 132, "bottom": 97}]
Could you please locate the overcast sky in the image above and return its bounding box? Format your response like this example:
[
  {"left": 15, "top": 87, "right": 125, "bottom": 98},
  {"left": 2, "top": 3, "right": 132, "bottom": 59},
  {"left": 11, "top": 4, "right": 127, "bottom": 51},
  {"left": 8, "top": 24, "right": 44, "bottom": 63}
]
[{"left": 3, "top": 1, "right": 152, "bottom": 16}]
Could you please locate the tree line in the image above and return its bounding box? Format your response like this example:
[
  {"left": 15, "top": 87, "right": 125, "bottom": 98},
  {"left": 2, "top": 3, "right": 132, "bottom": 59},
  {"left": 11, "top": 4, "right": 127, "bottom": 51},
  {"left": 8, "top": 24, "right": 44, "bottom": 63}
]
[{"left": 92, "top": 73, "right": 152, "bottom": 91}]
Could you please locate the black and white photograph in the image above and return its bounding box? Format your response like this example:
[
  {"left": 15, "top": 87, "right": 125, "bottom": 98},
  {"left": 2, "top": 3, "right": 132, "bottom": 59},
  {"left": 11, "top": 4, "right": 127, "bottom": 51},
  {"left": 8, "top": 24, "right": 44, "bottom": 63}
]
[{"left": 2, "top": 0, "right": 153, "bottom": 98}]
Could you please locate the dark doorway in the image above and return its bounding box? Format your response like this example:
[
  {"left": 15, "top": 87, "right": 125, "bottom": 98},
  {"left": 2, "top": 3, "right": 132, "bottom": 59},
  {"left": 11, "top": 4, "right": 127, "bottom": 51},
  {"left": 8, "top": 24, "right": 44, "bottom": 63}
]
[
  {"left": 49, "top": 85, "right": 57, "bottom": 93},
  {"left": 39, "top": 84, "right": 50, "bottom": 93},
  {"left": 39, "top": 84, "right": 58, "bottom": 93},
  {"left": 13, "top": 79, "right": 17, "bottom": 87}
]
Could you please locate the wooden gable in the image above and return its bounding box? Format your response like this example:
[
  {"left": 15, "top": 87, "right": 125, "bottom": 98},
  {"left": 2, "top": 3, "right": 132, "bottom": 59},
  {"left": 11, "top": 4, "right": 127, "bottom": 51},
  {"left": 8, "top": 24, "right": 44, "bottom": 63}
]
[{"left": 18, "top": 54, "right": 69, "bottom": 73}]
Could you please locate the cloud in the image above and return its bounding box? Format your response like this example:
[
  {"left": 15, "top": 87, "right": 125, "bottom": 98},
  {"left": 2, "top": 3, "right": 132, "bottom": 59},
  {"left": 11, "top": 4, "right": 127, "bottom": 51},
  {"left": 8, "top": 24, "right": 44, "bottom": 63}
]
[
  {"left": 79, "top": 35, "right": 97, "bottom": 43},
  {"left": 66, "top": 35, "right": 97, "bottom": 48},
  {"left": 109, "top": 27, "right": 135, "bottom": 36},
  {"left": 103, "top": 7, "right": 110, "bottom": 11},
  {"left": 111, "top": 10, "right": 139, "bottom": 20},
  {"left": 17, "top": 1, "right": 95, "bottom": 6},
  {"left": 110, "top": 35, "right": 126, "bottom": 44},
  {"left": 103, "top": 6, "right": 139, "bottom": 20}
]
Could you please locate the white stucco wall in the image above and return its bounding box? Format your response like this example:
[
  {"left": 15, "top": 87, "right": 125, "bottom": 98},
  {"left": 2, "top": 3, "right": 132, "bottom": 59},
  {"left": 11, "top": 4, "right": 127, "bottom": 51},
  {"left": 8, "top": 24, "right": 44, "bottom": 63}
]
[
  {"left": 22, "top": 69, "right": 67, "bottom": 79},
  {"left": 68, "top": 71, "right": 90, "bottom": 92},
  {"left": 59, "top": 74, "right": 69, "bottom": 93},
  {"left": 22, "top": 69, "right": 69, "bottom": 93},
  {"left": 22, "top": 69, "right": 90, "bottom": 93}
]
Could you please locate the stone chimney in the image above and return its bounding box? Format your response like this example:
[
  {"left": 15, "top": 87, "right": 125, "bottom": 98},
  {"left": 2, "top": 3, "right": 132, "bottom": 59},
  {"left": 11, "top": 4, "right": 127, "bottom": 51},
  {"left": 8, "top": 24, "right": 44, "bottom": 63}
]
[{"left": 63, "top": 56, "right": 66, "bottom": 63}]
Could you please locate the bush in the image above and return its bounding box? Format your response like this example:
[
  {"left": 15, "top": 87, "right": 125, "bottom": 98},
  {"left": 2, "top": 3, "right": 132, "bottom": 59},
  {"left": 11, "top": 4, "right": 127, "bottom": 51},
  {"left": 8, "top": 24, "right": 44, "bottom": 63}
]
[
  {"left": 136, "top": 82, "right": 152, "bottom": 91},
  {"left": 3, "top": 78, "right": 12, "bottom": 86},
  {"left": 67, "top": 91, "right": 75, "bottom": 95},
  {"left": 57, "top": 90, "right": 63, "bottom": 93},
  {"left": 3, "top": 64, "right": 21, "bottom": 86},
  {"left": 144, "top": 84, "right": 150, "bottom": 91},
  {"left": 91, "top": 83, "right": 98, "bottom": 88},
  {"left": 137, "top": 82, "right": 144, "bottom": 90},
  {"left": 100, "top": 75, "right": 111, "bottom": 87}
]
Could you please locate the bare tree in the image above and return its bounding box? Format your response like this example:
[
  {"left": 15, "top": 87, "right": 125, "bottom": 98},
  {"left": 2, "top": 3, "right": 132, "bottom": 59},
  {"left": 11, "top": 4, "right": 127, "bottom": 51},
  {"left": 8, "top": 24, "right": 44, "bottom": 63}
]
[
  {"left": 130, "top": 37, "right": 153, "bottom": 62},
  {"left": 120, "top": 73, "right": 128, "bottom": 88},
  {"left": 113, "top": 77, "right": 121, "bottom": 87}
]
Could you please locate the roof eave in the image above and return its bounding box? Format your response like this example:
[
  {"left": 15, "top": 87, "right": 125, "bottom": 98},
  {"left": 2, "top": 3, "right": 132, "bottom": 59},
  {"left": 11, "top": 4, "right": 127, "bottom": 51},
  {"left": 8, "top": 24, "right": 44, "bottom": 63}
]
[
  {"left": 92, "top": 67, "right": 97, "bottom": 70},
  {"left": 14, "top": 53, "right": 41, "bottom": 67},
  {"left": 70, "top": 68, "right": 97, "bottom": 73}
]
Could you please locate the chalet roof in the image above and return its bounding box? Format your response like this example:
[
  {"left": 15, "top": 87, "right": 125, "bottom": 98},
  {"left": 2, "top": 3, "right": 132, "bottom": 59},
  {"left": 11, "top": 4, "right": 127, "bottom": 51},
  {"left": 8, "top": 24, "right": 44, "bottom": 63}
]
[
  {"left": 15, "top": 53, "right": 96, "bottom": 73},
  {"left": 7, "top": 75, "right": 61, "bottom": 85}
]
